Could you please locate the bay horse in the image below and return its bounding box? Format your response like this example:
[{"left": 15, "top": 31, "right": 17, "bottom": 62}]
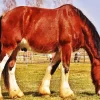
[{"left": 0, "top": 4, "right": 100, "bottom": 99}]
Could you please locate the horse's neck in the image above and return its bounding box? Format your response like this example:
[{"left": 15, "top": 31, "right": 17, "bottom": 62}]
[{"left": 83, "top": 26, "right": 100, "bottom": 63}]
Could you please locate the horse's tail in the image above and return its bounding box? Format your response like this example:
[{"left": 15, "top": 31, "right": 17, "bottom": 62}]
[
  {"left": 0, "top": 16, "right": 2, "bottom": 54},
  {"left": 2, "top": 60, "right": 10, "bottom": 90}
]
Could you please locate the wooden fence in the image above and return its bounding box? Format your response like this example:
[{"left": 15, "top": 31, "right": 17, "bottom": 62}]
[
  {"left": 71, "top": 49, "right": 90, "bottom": 63},
  {"left": 16, "top": 49, "right": 90, "bottom": 64}
]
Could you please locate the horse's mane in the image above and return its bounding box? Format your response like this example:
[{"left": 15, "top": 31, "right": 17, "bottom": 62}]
[{"left": 74, "top": 7, "right": 100, "bottom": 56}]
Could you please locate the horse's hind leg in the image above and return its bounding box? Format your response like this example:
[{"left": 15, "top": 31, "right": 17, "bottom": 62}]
[
  {"left": 39, "top": 51, "right": 61, "bottom": 95},
  {"left": 0, "top": 52, "right": 9, "bottom": 99},
  {"left": 3, "top": 46, "right": 24, "bottom": 98},
  {"left": 60, "top": 43, "right": 74, "bottom": 98},
  {"left": 8, "top": 63, "right": 24, "bottom": 98}
]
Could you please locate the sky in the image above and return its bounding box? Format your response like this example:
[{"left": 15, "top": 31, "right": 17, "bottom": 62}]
[
  {"left": 0, "top": 0, "right": 100, "bottom": 34},
  {"left": 73, "top": 0, "right": 100, "bottom": 35}
]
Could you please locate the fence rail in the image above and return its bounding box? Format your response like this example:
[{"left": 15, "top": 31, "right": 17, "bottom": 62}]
[{"left": 16, "top": 49, "right": 90, "bottom": 64}]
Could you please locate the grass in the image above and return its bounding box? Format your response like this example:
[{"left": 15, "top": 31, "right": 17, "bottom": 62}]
[{"left": 1, "top": 63, "right": 100, "bottom": 100}]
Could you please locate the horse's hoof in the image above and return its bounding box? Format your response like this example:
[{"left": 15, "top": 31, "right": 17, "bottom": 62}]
[
  {"left": 60, "top": 88, "right": 74, "bottom": 98},
  {"left": 97, "top": 90, "right": 100, "bottom": 96},
  {"left": 9, "top": 90, "right": 24, "bottom": 98},
  {"left": 39, "top": 86, "right": 50, "bottom": 95},
  {"left": 17, "top": 90, "right": 24, "bottom": 98},
  {"left": 0, "top": 96, "right": 3, "bottom": 100}
]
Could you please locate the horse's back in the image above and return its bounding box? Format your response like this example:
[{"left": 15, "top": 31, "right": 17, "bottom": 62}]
[{"left": 1, "top": 4, "right": 78, "bottom": 53}]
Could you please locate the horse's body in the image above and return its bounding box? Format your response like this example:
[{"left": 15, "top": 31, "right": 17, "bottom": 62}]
[{"left": 0, "top": 4, "right": 100, "bottom": 99}]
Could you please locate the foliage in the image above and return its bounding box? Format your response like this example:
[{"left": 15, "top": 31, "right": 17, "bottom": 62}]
[
  {"left": 25, "top": 0, "right": 73, "bottom": 7},
  {"left": 2, "top": 0, "right": 16, "bottom": 12}
]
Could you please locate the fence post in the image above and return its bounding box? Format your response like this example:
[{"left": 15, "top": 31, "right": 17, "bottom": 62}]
[{"left": 83, "top": 50, "right": 85, "bottom": 63}]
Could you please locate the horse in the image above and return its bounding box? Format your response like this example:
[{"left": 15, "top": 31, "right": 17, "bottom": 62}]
[{"left": 0, "top": 4, "right": 100, "bottom": 99}]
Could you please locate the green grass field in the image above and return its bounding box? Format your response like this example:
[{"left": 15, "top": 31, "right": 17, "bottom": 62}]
[{"left": 1, "top": 63, "right": 100, "bottom": 100}]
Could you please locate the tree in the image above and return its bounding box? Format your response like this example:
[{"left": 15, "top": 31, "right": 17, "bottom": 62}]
[
  {"left": 2, "top": 0, "right": 16, "bottom": 13},
  {"left": 25, "top": 0, "right": 34, "bottom": 6},
  {"left": 25, "top": 0, "right": 72, "bottom": 7},
  {"left": 2, "top": 0, "right": 73, "bottom": 13},
  {"left": 25, "top": 0, "right": 43, "bottom": 7},
  {"left": 53, "top": 0, "right": 73, "bottom": 7},
  {"left": 36, "top": 0, "right": 43, "bottom": 7}
]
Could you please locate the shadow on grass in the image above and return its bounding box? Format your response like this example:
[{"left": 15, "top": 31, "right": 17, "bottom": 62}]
[
  {"left": 2, "top": 91, "right": 76, "bottom": 100},
  {"left": 80, "top": 92, "right": 95, "bottom": 96},
  {"left": 2, "top": 91, "right": 41, "bottom": 99},
  {"left": 2, "top": 92, "right": 11, "bottom": 100},
  {"left": 24, "top": 90, "right": 58, "bottom": 97},
  {"left": 24, "top": 91, "right": 50, "bottom": 97}
]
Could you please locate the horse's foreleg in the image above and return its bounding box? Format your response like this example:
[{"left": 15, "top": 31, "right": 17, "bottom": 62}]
[
  {"left": 39, "top": 51, "right": 61, "bottom": 95},
  {"left": 8, "top": 62, "right": 24, "bottom": 98},
  {"left": 60, "top": 43, "right": 74, "bottom": 98}
]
